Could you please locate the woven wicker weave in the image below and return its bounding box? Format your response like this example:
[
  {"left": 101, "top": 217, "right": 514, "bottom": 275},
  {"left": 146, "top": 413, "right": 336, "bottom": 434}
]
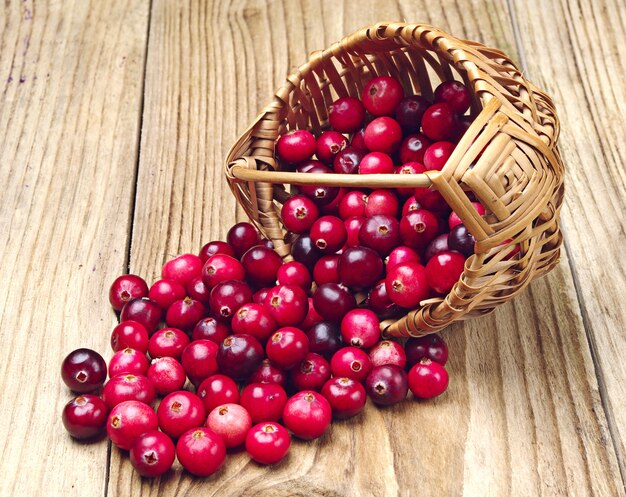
[{"left": 224, "top": 22, "right": 564, "bottom": 337}]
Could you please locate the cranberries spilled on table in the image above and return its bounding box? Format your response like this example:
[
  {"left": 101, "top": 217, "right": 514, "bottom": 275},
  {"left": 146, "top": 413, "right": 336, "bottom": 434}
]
[{"left": 61, "top": 76, "right": 485, "bottom": 478}]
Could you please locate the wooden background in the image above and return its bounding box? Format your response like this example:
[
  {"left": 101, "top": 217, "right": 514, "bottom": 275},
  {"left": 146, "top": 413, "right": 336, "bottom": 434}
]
[{"left": 1, "top": 1, "right": 624, "bottom": 496}]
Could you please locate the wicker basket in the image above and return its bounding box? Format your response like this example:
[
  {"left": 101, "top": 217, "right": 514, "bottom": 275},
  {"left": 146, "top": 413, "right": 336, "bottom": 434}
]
[{"left": 224, "top": 22, "right": 564, "bottom": 337}]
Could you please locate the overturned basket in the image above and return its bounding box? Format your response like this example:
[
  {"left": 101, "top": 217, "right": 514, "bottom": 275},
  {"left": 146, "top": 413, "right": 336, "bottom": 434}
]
[{"left": 225, "top": 22, "right": 564, "bottom": 337}]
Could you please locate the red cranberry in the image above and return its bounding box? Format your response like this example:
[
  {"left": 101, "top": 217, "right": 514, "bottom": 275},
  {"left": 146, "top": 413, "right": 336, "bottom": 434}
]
[
  {"left": 227, "top": 222, "right": 261, "bottom": 258},
  {"left": 209, "top": 280, "right": 252, "bottom": 321},
  {"left": 281, "top": 195, "right": 319, "bottom": 234},
  {"left": 413, "top": 187, "right": 450, "bottom": 214},
  {"left": 277, "top": 261, "right": 311, "bottom": 291},
  {"left": 301, "top": 297, "right": 324, "bottom": 330},
  {"left": 147, "top": 357, "right": 186, "bottom": 395},
  {"left": 191, "top": 317, "right": 230, "bottom": 344},
  {"left": 176, "top": 427, "right": 226, "bottom": 477},
  {"left": 283, "top": 391, "right": 332, "bottom": 440},
  {"left": 329, "top": 96, "right": 366, "bottom": 132},
  {"left": 363, "top": 116, "right": 402, "bottom": 153},
  {"left": 387, "top": 246, "right": 421, "bottom": 270},
  {"left": 408, "top": 359, "right": 449, "bottom": 399},
  {"left": 350, "top": 128, "right": 367, "bottom": 150},
  {"left": 253, "top": 287, "right": 271, "bottom": 304},
  {"left": 246, "top": 422, "right": 291, "bottom": 465},
  {"left": 231, "top": 303, "right": 277, "bottom": 342},
  {"left": 395, "top": 162, "right": 425, "bottom": 198},
  {"left": 109, "top": 275, "right": 149, "bottom": 312},
  {"left": 338, "top": 190, "right": 367, "bottom": 219},
  {"left": 148, "top": 279, "right": 186, "bottom": 310},
  {"left": 405, "top": 334, "right": 449, "bottom": 367},
  {"left": 424, "top": 141, "right": 455, "bottom": 171},
  {"left": 316, "top": 130, "right": 348, "bottom": 163},
  {"left": 120, "top": 298, "right": 163, "bottom": 335},
  {"left": 202, "top": 254, "right": 245, "bottom": 288},
  {"left": 365, "top": 189, "right": 399, "bottom": 218},
  {"left": 217, "top": 334, "right": 264, "bottom": 380},
  {"left": 434, "top": 80, "right": 471, "bottom": 114},
  {"left": 165, "top": 297, "right": 206, "bottom": 331},
  {"left": 422, "top": 102, "right": 456, "bottom": 141},
  {"left": 367, "top": 279, "right": 401, "bottom": 318},
  {"left": 291, "top": 352, "right": 331, "bottom": 391},
  {"left": 241, "top": 246, "right": 282, "bottom": 287},
  {"left": 186, "top": 276, "right": 210, "bottom": 305},
  {"left": 197, "top": 374, "right": 240, "bottom": 412},
  {"left": 162, "top": 254, "right": 203, "bottom": 286},
  {"left": 313, "top": 255, "right": 340, "bottom": 285},
  {"left": 359, "top": 152, "right": 394, "bottom": 174},
  {"left": 240, "top": 383, "right": 288, "bottom": 423},
  {"left": 400, "top": 209, "right": 439, "bottom": 249},
  {"left": 369, "top": 340, "right": 406, "bottom": 368},
  {"left": 448, "top": 224, "right": 475, "bottom": 256},
  {"left": 330, "top": 347, "right": 372, "bottom": 383},
  {"left": 263, "top": 285, "right": 308, "bottom": 327},
  {"left": 108, "top": 348, "right": 150, "bottom": 378},
  {"left": 305, "top": 321, "right": 342, "bottom": 359},
  {"left": 102, "top": 374, "right": 156, "bottom": 409},
  {"left": 206, "top": 403, "right": 252, "bottom": 448},
  {"left": 333, "top": 147, "right": 365, "bottom": 175},
  {"left": 296, "top": 162, "right": 339, "bottom": 206},
  {"left": 199, "top": 240, "right": 235, "bottom": 263},
  {"left": 402, "top": 192, "right": 423, "bottom": 216},
  {"left": 448, "top": 202, "right": 485, "bottom": 229},
  {"left": 362, "top": 76, "right": 404, "bottom": 116},
  {"left": 107, "top": 400, "right": 158, "bottom": 450},
  {"left": 337, "top": 246, "right": 383, "bottom": 290},
  {"left": 321, "top": 377, "right": 366, "bottom": 419},
  {"left": 359, "top": 215, "right": 401, "bottom": 257},
  {"left": 310, "top": 215, "right": 347, "bottom": 253},
  {"left": 157, "top": 390, "right": 206, "bottom": 439},
  {"left": 398, "top": 133, "right": 432, "bottom": 164},
  {"left": 148, "top": 328, "right": 190, "bottom": 360},
  {"left": 290, "top": 234, "right": 322, "bottom": 268},
  {"left": 130, "top": 430, "right": 176, "bottom": 477},
  {"left": 312, "top": 283, "right": 356, "bottom": 322},
  {"left": 426, "top": 251, "right": 465, "bottom": 294},
  {"left": 385, "top": 262, "right": 430, "bottom": 308},
  {"left": 61, "top": 348, "right": 107, "bottom": 393},
  {"left": 365, "top": 365, "right": 408, "bottom": 406},
  {"left": 62, "top": 394, "right": 108, "bottom": 439},
  {"left": 395, "top": 95, "right": 430, "bottom": 133},
  {"left": 340, "top": 309, "right": 380, "bottom": 348},
  {"left": 266, "top": 327, "right": 309, "bottom": 370},
  {"left": 344, "top": 216, "right": 365, "bottom": 247},
  {"left": 181, "top": 339, "right": 219, "bottom": 386},
  {"left": 111, "top": 321, "right": 149, "bottom": 353},
  {"left": 276, "top": 129, "right": 317, "bottom": 164},
  {"left": 250, "top": 359, "right": 287, "bottom": 387},
  {"left": 424, "top": 233, "right": 450, "bottom": 261}
]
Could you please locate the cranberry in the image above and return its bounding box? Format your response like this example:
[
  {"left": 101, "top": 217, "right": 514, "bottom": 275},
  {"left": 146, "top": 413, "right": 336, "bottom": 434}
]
[
  {"left": 61, "top": 348, "right": 107, "bottom": 393},
  {"left": 424, "top": 233, "right": 450, "bottom": 261},
  {"left": 291, "top": 353, "right": 331, "bottom": 391},
  {"left": 276, "top": 129, "right": 317, "bottom": 164},
  {"left": 276, "top": 261, "right": 311, "bottom": 292},
  {"left": 330, "top": 347, "right": 372, "bottom": 383},
  {"left": 321, "top": 377, "right": 367, "bottom": 419},
  {"left": 316, "top": 130, "right": 348, "bottom": 163},
  {"left": 359, "top": 152, "right": 394, "bottom": 174},
  {"left": 240, "top": 383, "right": 288, "bottom": 423},
  {"left": 333, "top": 147, "right": 365, "bottom": 175},
  {"left": 148, "top": 328, "right": 189, "bottom": 360},
  {"left": 320, "top": 186, "right": 346, "bottom": 216},
  {"left": 413, "top": 187, "right": 450, "bottom": 214},
  {"left": 62, "top": 394, "right": 108, "bottom": 439},
  {"left": 385, "top": 262, "right": 430, "bottom": 308},
  {"left": 312, "top": 283, "right": 356, "bottom": 322},
  {"left": 424, "top": 141, "right": 455, "bottom": 171},
  {"left": 313, "top": 255, "right": 340, "bottom": 285},
  {"left": 300, "top": 297, "right": 324, "bottom": 330},
  {"left": 434, "top": 80, "right": 471, "bottom": 114},
  {"left": 408, "top": 359, "right": 449, "bottom": 399},
  {"left": 157, "top": 390, "right": 206, "bottom": 439},
  {"left": 186, "top": 276, "right": 210, "bottom": 305},
  {"left": 181, "top": 339, "right": 219, "bottom": 386},
  {"left": 129, "top": 430, "right": 176, "bottom": 477},
  {"left": 147, "top": 279, "right": 185, "bottom": 310},
  {"left": 263, "top": 285, "right": 308, "bottom": 327},
  {"left": 362, "top": 76, "right": 404, "bottom": 116},
  {"left": 338, "top": 190, "right": 367, "bottom": 219},
  {"left": 448, "top": 202, "right": 486, "bottom": 229},
  {"left": 281, "top": 195, "right": 319, "bottom": 233},
  {"left": 231, "top": 303, "right": 277, "bottom": 342},
  {"left": 454, "top": 114, "right": 474, "bottom": 141},
  {"left": 395, "top": 162, "right": 425, "bottom": 198},
  {"left": 108, "top": 348, "right": 150, "bottom": 378},
  {"left": 367, "top": 279, "right": 401, "bottom": 317},
  {"left": 249, "top": 360, "right": 285, "bottom": 388},
  {"left": 253, "top": 287, "right": 271, "bottom": 304},
  {"left": 206, "top": 403, "right": 252, "bottom": 448},
  {"left": 359, "top": 215, "right": 400, "bottom": 256},
  {"left": 107, "top": 400, "right": 158, "bottom": 450},
  {"left": 202, "top": 254, "right": 245, "bottom": 288},
  {"left": 217, "top": 334, "right": 264, "bottom": 380},
  {"left": 369, "top": 340, "right": 407, "bottom": 368},
  {"left": 395, "top": 95, "right": 430, "bottom": 133},
  {"left": 365, "top": 189, "right": 399, "bottom": 218},
  {"left": 296, "top": 162, "right": 339, "bottom": 206},
  {"left": 176, "top": 427, "right": 226, "bottom": 477},
  {"left": 102, "top": 374, "right": 156, "bottom": 409},
  {"left": 246, "top": 422, "right": 291, "bottom": 465},
  {"left": 290, "top": 234, "right": 322, "bottom": 268},
  {"left": 240, "top": 247, "right": 281, "bottom": 288},
  {"left": 426, "top": 251, "right": 465, "bottom": 294},
  {"left": 344, "top": 216, "right": 365, "bottom": 247},
  {"left": 147, "top": 357, "right": 186, "bottom": 395},
  {"left": 402, "top": 192, "right": 423, "bottom": 216},
  {"left": 363, "top": 117, "right": 402, "bottom": 153},
  {"left": 165, "top": 297, "right": 206, "bottom": 331},
  {"left": 197, "top": 374, "right": 240, "bottom": 412},
  {"left": 350, "top": 128, "right": 367, "bottom": 150},
  {"left": 110, "top": 321, "right": 149, "bottom": 353},
  {"left": 448, "top": 224, "right": 475, "bottom": 256},
  {"left": 365, "top": 365, "right": 408, "bottom": 406},
  {"left": 191, "top": 317, "right": 230, "bottom": 344},
  {"left": 209, "top": 280, "right": 252, "bottom": 321},
  {"left": 199, "top": 240, "right": 235, "bottom": 262},
  {"left": 398, "top": 133, "right": 432, "bottom": 164},
  {"left": 340, "top": 309, "right": 380, "bottom": 349},
  {"left": 421, "top": 102, "right": 456, "bottom": 141},
  {"left": 404, "top": 334, "right": 448, "bottom": 368},
  {"left": 120, "top": 298, "right": 163, "bottom": 335},
  {"left": 400, "top": 209, "right": 439, "bottom": 249},
  {"left": 337, "top": 246, "right": 383, "bottom": 290},
  {"left": 305, "top": 321, "right": 343, "bottom": 359},
  {"left": 162, "top": 254, "right": 203, "bottom": 286},
  {"left": 283, "top": 391, "right": 332, "bottom": 440},
  {"left": 109, "top": 275, "right": 149, "bottom": 312},
  {"left": 310, "top": 215, "right": 346, "bottom": 253},
  {"left": 227, "top": 222, "right": 261, "bottom": 258},
  {"left": 329, "top": 96, "right": 366, "bottom": 132},
  {"left": 266, "top": 327, "right": 309, "bottom": 370},
  {"left": 387, "top": 246, "right": 421, "bottom": 270}
]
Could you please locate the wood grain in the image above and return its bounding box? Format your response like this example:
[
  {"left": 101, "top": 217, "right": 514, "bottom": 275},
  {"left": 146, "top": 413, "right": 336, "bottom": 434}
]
[{"left": 0, "top": 1, "right": 149, "bottom": 496}]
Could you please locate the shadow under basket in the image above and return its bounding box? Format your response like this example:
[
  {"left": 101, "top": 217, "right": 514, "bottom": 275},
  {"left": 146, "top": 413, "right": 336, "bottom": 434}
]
[{"left": 224, "top": 22, "right": 564, "bottom": 338}]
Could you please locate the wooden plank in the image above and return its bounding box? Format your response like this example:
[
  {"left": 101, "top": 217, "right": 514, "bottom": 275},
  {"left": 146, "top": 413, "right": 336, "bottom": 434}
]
[
  {"left": 0, "top": 1, "right": 149, "bottom": 496},
  {"left": 108, "top": 1, "right": 623, "bottom": 496},
  {"left": 509, "top": 0, "right": 626, "bottom": 485}
]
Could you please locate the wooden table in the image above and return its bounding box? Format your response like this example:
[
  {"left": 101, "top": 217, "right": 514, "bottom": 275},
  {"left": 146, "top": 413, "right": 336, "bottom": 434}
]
[{"left": 1, "top": 1, "right": 624, "bottom": 496}]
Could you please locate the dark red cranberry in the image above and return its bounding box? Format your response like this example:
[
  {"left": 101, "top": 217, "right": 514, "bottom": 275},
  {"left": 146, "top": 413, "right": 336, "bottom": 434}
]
[
  {"left": 350, "top": 128, "right": 367, "bottom": 150},
  {"left": 399, "top": 209, "right": 439, "bottom": 249},
  {"left": 320, "top": 186, "right": 345, "bottom": 217},
  {"left": 186, "top": 276, "right": 210, "bottom": 305},
  {"left": 165, "top": 297, "right": 206, "bottom": 331},
  {"left": 102, "top": 374, "right": 156, "bottom": 409},
  {"left": 217, "top": 334, "right": 264, "bottom": 380},
  {"left": 291, "top": 353, "right": 331, "bottom": 391},
  {"left": 426, "top": 251, "right": 465, "bottom": 294},
  {"left": 61, "top": 348, "right": 107, "bottom": 393},
  {"left": 344, "top": 216, "right": 365, "bottom": 247},
  {"left": 364, "top": 189, "right": 399, "bottom": 218},
  {"left": 395, "top": 162, "right": 425, "bottom": 198},
  {"left": 405, "top": 334, "right": 449, "bottom": 367},
  {"left": 312, "top": 283, "right": 356, "bottom": 323},
  {"left": 424, "top": 141, "right": 455, "bottom": 171},
  {"left": 147, "top": 357, "right": 186, "bottom": 395},
  {"left": 365, "top": 365, "right": 408, "bottom": 406},
  {"left": 313, "top": 255, "right": 340, "bottom": 286},
  {"left": 197, "top": 374, "right": 240, "bottom": 413},
  {"left": 362, "top": 76, "right": 404, "bottom": 116},
  {"left": 199, "top": 240, "right": 235, "bottom": 263},
  {"left": 176, "top": 427, "right": 226, "bottom": 477},
  {"left": 424, "top": 233, "right": 450, "bottom": 261},
  {"left": 453, "top": 114, "right": 474, "bottom": 141},
  {"left": 333, "top": 147, "right": 365, "bottom": 175},
  {"left": 120, "top": 298, "right": 163, "bottom": 335},
  {"left": 290, "top": 234, "right": 322, "bottom": 268},
  {"left": 359, "top": 152, "right": 394, "bottom": 174},
  {"left": 111, "top": 321, "right": 149, "bottom": 353},
  {"left": 387, "top": 246, "right": 421, "bottom": 270},
  {"left": 395, "top": 95, "right": 430, "bottom": 133},
  {"left": 340, "top": 309, "right": 380, "bottom": 348},
  {"left": 448, "top": 224, "right": 475, "bottom": 256},
  {"left": 305, "top": 321, "right": 343, "bottom": 360},
  {"left": 277, "top": 261, "right": 312, "bottom": 291},
  {"left": 209, "top": 280, "right": 252, "bottom": 322},
  {"left": 181, "top": 339, "right": 218, "bottom": 386},
  {"left": 330, "top": 347, "right": 372, "bottom": 383},
  {"left": 227, "top": 222, "right": 261, "bottom": 258},
  {"left": 398, "top": 133, "right": 432, "bottom": 164},
  {"left": 402, "top": 192, "right": 423, "bottom": 216},
  {"left": 241, "top": 246, "right": 283, "bottom": 287},
  {"left": 108, "top": 348, "right": 150, "bottom": 378},
  {"left": 369, "top": 340, "right": 407, "bottom": 368},
  {"left": 231, "top": 303, "right": 277, "bottom": 342},
  {"left": 276, "top": 129, "right": 317, "bottom": 164},
  {"left": 109, "top": 275, "right": 149, "bottom": 312},
  {"left": 162, "top": 254, "right": 203, "bottom": 287},
  {"left": 250, "top": 359, "right": 287, "bottom": 387},
  {"left": 148, "top": 328, "right": 189, "bottom": 360},
  {"left": 263, "top": 285, "right": 308, "bottom": 327},
  {"left": 337, "top": 246, "right": 383, "bottom": 290},
  {"left": 107, "top": 400, "right": 158, "bottom": 450},
  {"left": 240, "top": 383, "right": 288, "bottom": 423},
  {"left": 316, "top": 130, "right": 348, "bottom": 164},
  {"left": 321, "top": 377, "right": 366, "bottom": 419},
  {"left": 130, "top": 430, "right": 176, "bottom": 477},
  {"left": 191, "top": 317, "right": 230, "bottom": 344},
  {"left": 282, "top": 391, "right": 332, "bottom": 440},
  {"left": 448, "top": 202, "right": 486, "bottom": 229},
  {"left": 246, "top": 422, "right": 291, "bottom": 464},
  {"left": 206, "top": 403, "right": 252, "bottom": 448},
  {"left": 296, "top": 162, "right": 339, "bottom": 206},
  {"left": 266, "top": 327, "right": 309, "bottom": 370},
  {"left": 367, "top": 279, "right": 401, "bottom": 318},
  {"left": 408, "top": 359, "right": 449, "bottom": 399},
  {"left": 385, "top": 262, "right": 430, "bottom": 308},
  {"left": 157, "top": 390, "right": 206, "bottom": 439},
  {"left": 310, "top": 215, "right": 347, "bottom": 253},
  {"left": 359, "top": 215, "right": 401, "bottom": 257},
  {"left": 281, "top": 195, "right": 319, "bottom": 233},
  {"left": 62, "top": 394, "right": 108, "bottom": 439},
  {"left": 364, "top": 116, "right": 403, "bottom": 154},
  {"left": 421, "top": 102, "right": 456, "bottom": 141},
  {"left": 148, "top": 279, "right": 186, "bottom": 310},
  {"left": 202, "top": 254, "right": 245, "bottom": 288},
  {"left": 434, "top": 80, "right": 471, "bottom": 114},
  {"left": 329, "top": 96, "right": 366, "bottom": 132},
  {"left": 338, "top": 190, "right": 367, "bottom": 219}
]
